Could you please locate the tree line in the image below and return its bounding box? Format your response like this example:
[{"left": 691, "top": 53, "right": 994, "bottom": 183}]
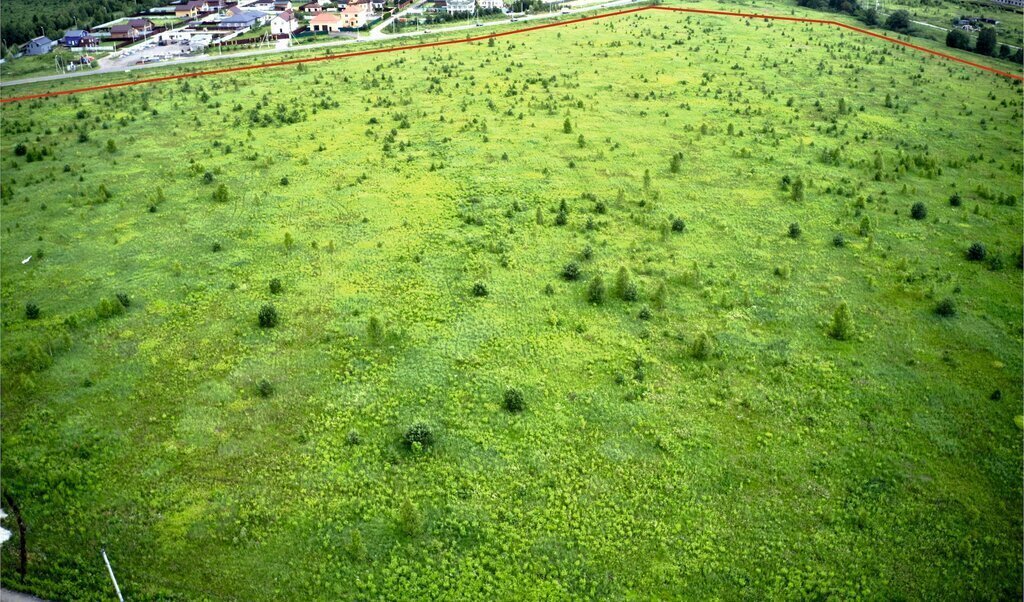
[{"left": 1, "top": 0, "right": 165, "bottom": 50}]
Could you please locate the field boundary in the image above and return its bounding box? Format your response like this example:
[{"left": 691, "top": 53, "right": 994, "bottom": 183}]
[{"left": 1, "top": 4, "right": 1020, "bottom": 104}]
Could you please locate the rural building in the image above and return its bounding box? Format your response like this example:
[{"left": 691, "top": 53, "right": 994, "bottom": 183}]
[
  {"left": 22, "top": 36, "right": 56, "bottom": 55},
  {"left": 341, "top": 1, "right": 373, "bottom": 28},
  {"left": 271, "top": 10, "right": 300, "bottom": 34},
  {"left": 61, "top": 29, "right": 99, "bottom": 48},
  {"left": 446, "top": 0, "right": 475, "bottom": 13},
  {"left": 274, "top": 1, "right": 294, "bottom": 10},
  {"left": 478, "top": 0, "right": 504, "bottom": 9},
  {"left": 301, "top": 1, "right": 324, "bottom": 12},
  {"left": 175, "top": 1, "right": 211, "bottom": 17},
  {"left": 309, "top": 12, "right": 345, "bottom": 32},
  {"left": 220, "top": 10, "right": 271, "bottom": 29}
]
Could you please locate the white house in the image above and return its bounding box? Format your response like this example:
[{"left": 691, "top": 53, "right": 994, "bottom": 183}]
[
  {"left": 271, "top": 11, "right": 300, "bottom": 34},
  {"left": 478, "top": 0, "right": 504, "bottom": 9},
  {"left": 446, "top": 0, "right": 474, "bottom": 13}
]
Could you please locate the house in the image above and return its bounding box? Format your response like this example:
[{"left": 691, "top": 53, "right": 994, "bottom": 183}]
[
  {"left": 478, "top": 0, "right": 504, "bottom": 10},
  {"left": 220, "top": 10, "right": 271, "bottom": 29},
  {"left": 175, "top": 0, "right": 213, "bottom": 17},
  {"left": 110, "top": 22, "right": 149, "bottom": 40},
  {"left": 128, "top": 19, "right": 156, "bottom": 33},
  {"left": 61, "top": 29, "right": 99, "bottom": 48},
  {"left": 424, "top": 0, "right": 447, "bottom": 12},
  {"left": 22, "top": 36, "right": 56, "bottom": 55},
  {"left": 446, "top": 0, "right": 474, "bottom": 13},
  {"left": 309, "top": 11, "right": 344, "bottom": 32},
  {"left": 341, "top": 1, "right": 373, "bottom": 28},
  {"left": 271, "top": 10, "right": 300, "bottom": 34},
  {"left": 274, "top": 1, "right": 294, "bottom": 11},
  {"left": 301, "top": 1, "right": 324, "bottom": 12}
]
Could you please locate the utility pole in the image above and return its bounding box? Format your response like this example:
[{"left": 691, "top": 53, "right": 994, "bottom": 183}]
[{"left": 102, "top": 548, "right": 125, "bottom": 602}]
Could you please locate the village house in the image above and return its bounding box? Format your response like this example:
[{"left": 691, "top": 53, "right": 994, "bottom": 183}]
[
  {"left": 300, "top": 1, "right": 324, "bottom": 12},
  {"left": 274, "top": 1, "right": 294, "bottom": 11},
  {"left": 61, "top": 29, "right": 99, "bottom": 48},
  {"left": 220, "top": 10, "right": 271, "bottom": 29},
  {"left": 341, "top": 1, "right": 373, "bottom": 28},
  {"left": 478, "top": 0, "right": 504, "bottom": 10},
  {"left": 309, "top": 11, "right": 345, "bottom": 32},
  {"left": 446, "top": 0, "right": 475, "bottom": 13},
  {"left": 109, "top": 19, "right": 157, "bottom": 41},
  {"left": 175, "top": 0, "right": 211, "bottom": 18},
  {"left": 22, "top": 36, "right": 56, "bottom": 55},
  {"left": 271, "top": 10, "right": 301, "bottom": 35}
]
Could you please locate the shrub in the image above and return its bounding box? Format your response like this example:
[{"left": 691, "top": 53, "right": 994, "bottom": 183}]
[
  {"left": 788, "top": 222, "right": 802, "bottom": 239},
  {"left": 25, "top": 302, "right": 40, "bottom": 320},
  {"left": 859, "top": 217, "right": 871, "bottom": 237},
  {"left": 563, "top": 118, "right": 572, "bottom": 134},
  {"left": 258, "top": 304, "right": 279, "bottom": 328},
  {"left": 95, "top": 297, "right": 124, "bottom": 319},
  {"left": 934, "top": 298, "right": 956, "bottom": 317},
  {"left": 885, "top": 9, "right": 910, "bottom": 31},
  {"left": 346, "top": 430, "right": 361, "bottom": 445},
  {"left": 503, "top": 388, "right": 525, "bottom": 413},
  {"left": 280, "top": 176, "right": 289, "bottom": 186},
  {"left": 832, "top": 233, "right": 846, "bottom": 247},
  {"left": 966, "top": 242, "right": 987, "bottom": 261},
  {"left": 562, "top": 262, "right": 581, "bottom": 281},
  {"left": 988, "top": 254, "right": 1005, "bottom": 271},
  {"left": 269, "top": 278, "right": 283, "bottom": 294},
  {"left": 212, "top": 241, "right": 222, "bottom": 252},
  {"left": 910, "top": 202, "right": 928, "bottom": 220},
  {"left": 212, "top": 183, "right": 229, "bottom": 203},
  {"left": 671, "top": 217, "right": 686, "bottom": 232},
  {"left": 949, "top": 193, "right": 962, "bottom": 207},
  {"left": 403, "top": 423, "right": 434, "bottom": 450},
  {"left": 398, "top": 498, "right": 422, "bottom": 536},
  {"left": 638, "top": 306, "right": 652, "bottom": 320},
  {"left": 116, "top": 292, "right": 131, "bottom": 308},
  {"left": 828, "top": 301, "right": 854, "bottom": 340},
  {"left": 257, "top": 379, "right": 274, "bottom": 397},
  {"left": 471, "top": 282, "right": 489, "bottom": 297},
  {"left": 367, "top": 316, "right": 384, "bottom": 342},
  {"left": 587, "top": 275, "right": 606, "bottom": 304},
  {"left": 691, "top": 332, "right": 713, "bottom": 360},
  {"left": 203, "top": 171, "right": 215, "bottom": 184}
]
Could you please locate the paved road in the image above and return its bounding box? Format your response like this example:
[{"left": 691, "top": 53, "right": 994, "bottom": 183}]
[
  {"left": 1, "top": 589, "right": 48, "bottom": 602},
  {"left": 1, "top": 0, "right": 640, "bottom": 88}
]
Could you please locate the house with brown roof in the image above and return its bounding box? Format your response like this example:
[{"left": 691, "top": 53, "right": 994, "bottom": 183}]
[
  {"left": 300, "top": 1, "right": 324, "bottom": 12},
  {"left": 309, "top": 11, "right": 344, "bottom": 32},
  {"left": 271, "top": 10, "right": 300, "bottom": 34}
]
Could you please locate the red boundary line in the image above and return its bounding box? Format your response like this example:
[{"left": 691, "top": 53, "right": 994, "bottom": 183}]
[{"left": 1, "top": 4, "right": 1019, "bottom": 104}]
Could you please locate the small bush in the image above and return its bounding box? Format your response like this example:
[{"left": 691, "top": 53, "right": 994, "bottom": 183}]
[
  {"left": 258, "top": 304, "right": 279, "bottom": 328},
  {"left": 212, "top": 241, "right": 222, "bottom": 252},
  {"left": 949, "top": 193, "right": 962, "bottom": 207},
  {"left": 116, "top": 292, "right": 131, "bottom": 308},
  {"left": 832, "top": 233, "right": 846, "bottom": 248},
  {"left": 25, "top": 302, "right": 40, "bottom": 320},
  {"left": 638, "top": 306, "right": 652, "bottom": 320},
  {"left": 562, "top": 262, "right": 581, "bottom": 281},
  {"left": 988, "top": 254, "right": 1005, "bottom": 271},
  {"left": 587, "top": 275, "right": 606, "bottom": 304},
  {"left": 671, "top": 217, "right": 686, "bottom": 232},
  {"left": 966, "top": 242, "right": 987, "bottom": 261},
  {"left": 788, "top": 222, "right": 802, "bottom": 239},
  {"left": 828, "top": 301, "right": 854, "bottom": 340},
  {"left": 403, "top": 423, "right": 434, "bottom": 450},
  {"left": 691, "top": 332, "right": 714, "bottom": 360},
  {"left": 934, "top": 298, "right": 956, "bottom": 317},
  {"left": 257, "top": 379, "right": 274, "bottom": 397},
  {"left": 910, "top": 202, "right": 928, "bottom": 220},
  {"left": 471, "top": 282, "right": 489, "bottom": 297},
  {"left": 503, "top": 388, "right": 525, "bottom": 413},
  {"left": 346, "top": 430, "right": 361, "bottom": 445},
  {"left": 269, "top": 278, "right": 283, "bottom": 294}
]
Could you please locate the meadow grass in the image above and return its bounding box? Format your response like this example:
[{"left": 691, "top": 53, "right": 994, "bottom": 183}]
[{"left": 1, "top": 5, "right": 1021, "bottom": 600}]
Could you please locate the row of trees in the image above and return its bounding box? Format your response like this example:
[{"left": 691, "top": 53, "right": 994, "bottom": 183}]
[
  {"left": 796, "top": 0, "right": 1022, "bottom": 65},
  {"left": 946, "top": 27, "right": 1022, "bottom": 63},
  {"left": 1, "top": 0, "right": 164, "bottom": 49}
]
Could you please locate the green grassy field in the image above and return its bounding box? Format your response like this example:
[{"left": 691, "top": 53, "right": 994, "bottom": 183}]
[{"left": 1, "top": 5, "right": 1021, "bottom": 600}]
